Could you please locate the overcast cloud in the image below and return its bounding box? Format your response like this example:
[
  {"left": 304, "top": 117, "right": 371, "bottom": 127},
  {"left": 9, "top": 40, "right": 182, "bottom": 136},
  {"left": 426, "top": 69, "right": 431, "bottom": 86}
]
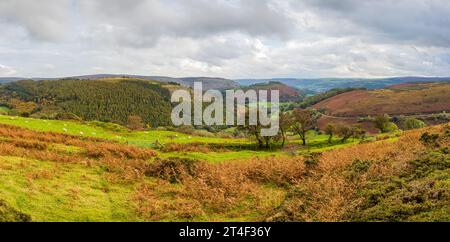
[{"left": 0, "top": 0, "right": 449, "bottom": 78}]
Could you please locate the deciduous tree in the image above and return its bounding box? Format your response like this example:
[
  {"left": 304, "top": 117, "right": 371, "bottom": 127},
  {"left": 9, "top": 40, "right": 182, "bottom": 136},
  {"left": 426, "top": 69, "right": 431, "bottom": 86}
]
[
  {"left": 279, "top": 111, "right": 294, "bottom": 148},
  {"left": 324, "top": 123, "right": 336, "bottom": 144},
  {"left": 374, "top": 114, "right": 391, "bottom": 133},
  {"left": 291, "top": 108, "right": 316, "bottom": 146}
]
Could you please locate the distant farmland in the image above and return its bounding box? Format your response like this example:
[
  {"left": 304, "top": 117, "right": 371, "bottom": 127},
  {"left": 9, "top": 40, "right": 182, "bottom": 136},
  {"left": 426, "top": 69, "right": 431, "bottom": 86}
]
[{"left": 314, "top": 82, "right": 450, "bottom": 117}]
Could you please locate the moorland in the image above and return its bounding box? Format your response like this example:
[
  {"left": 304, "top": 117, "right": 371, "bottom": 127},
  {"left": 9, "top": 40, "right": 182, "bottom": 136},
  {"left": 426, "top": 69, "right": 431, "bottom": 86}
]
[{"left": 0, "top": 77, "right": 449, "bottom": 222}]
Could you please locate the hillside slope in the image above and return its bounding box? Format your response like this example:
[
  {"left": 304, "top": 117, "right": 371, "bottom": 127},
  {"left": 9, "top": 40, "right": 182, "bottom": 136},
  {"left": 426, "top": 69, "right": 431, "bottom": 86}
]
[
  {"left": 269, "top": 123, "right": 450, "bottom": 221},
  {"left": 0, "top": 121, "right": 448, "bottom": 221},
  {"left": 0, "top": 78, "right": 173, "bottom": 127},
  {"left": 243, "top": 81, "right": 303, "bottom": 102},
  {"left": 313, "top": 82, "right": 450, "bottom": 117}
]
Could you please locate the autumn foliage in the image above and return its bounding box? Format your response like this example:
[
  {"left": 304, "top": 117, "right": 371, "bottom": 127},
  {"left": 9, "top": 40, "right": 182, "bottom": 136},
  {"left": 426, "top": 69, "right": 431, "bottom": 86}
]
[{"left": 0, "top": 122, "right": 448, "bottom": 221}]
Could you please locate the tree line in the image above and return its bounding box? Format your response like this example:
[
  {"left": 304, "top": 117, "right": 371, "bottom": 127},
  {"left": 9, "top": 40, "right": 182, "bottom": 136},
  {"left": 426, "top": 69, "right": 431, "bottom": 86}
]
[
  {"left": 239, "top": 108, "right": 427, "bottom": 149},
  {"left": 238, "top": 108, "right": 367, "bottom": 149}
]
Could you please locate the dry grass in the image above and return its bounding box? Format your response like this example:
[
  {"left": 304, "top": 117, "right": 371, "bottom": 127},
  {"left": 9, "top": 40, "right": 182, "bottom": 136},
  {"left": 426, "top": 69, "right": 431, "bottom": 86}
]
[
  {"left": 1, "top": 122, "right": 448, "bottom": 221},
  {"left": 269, "top": 124, "right": 448, "bottom": 221},
  {"left": 0, "top": 124, "right": 157, "bottom": 184},
  {"left": 134, "top": 156, "right": 306, "bottom": 220}
]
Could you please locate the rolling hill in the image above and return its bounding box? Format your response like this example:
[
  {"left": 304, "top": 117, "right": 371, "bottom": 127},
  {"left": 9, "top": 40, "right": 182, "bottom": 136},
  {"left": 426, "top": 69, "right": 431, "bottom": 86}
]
[
  {"left": 313, "top": 82, "right": 450, "bottom": 117},
  {"left": 0, "top": 78, "right": 173, "bottom": 127},
  {"left": 0, "top": 74, "right": 239, "bottom": 90},
  {"left": 237, "top": 77, "right": 450, "bottom": 93},
  {"left": 243, "top": 81, "right": 304, "bottom": 102},
  {"left": 0, "top": 116, "right": 448, "bottom": 221}
]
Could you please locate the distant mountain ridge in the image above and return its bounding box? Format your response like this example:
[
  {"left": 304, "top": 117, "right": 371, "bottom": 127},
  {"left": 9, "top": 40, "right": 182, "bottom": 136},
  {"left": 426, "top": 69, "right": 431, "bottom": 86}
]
[
  {"left": 236, "top": 77, "right": 450, "bottom": 93},
  {"left": 0, "top": 74, "right": 239, "bottom": 90},
  {"left": 3, "top": 75, "right": 450, "bottom": 93}
]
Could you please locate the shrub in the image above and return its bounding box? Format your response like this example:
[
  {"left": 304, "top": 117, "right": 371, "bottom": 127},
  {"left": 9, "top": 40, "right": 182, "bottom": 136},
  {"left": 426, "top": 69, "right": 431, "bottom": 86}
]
[
  {"left": 145, "top": 157, "right": 201, "bottom": 183},
  {"left": 385, "top": 122, "right": 399, "bottom": 132},
  {"left": 127, "top": 115, "right": 144, "bottom": 131},
  {"left": 443, "top": 124, "right": 450, "bottom": 136},
  {"left": 347, "top": 146, "right": 450, "bottom": 222},
  {"left": 407, "top": 151, "right": 450, "bottom": 179},
  {"left": 431, "top": 112, "right": 449, "bottom": 121},
  {"left": 419, "top": 132, "right": 440, "bottom": 147},
  {"left": 344, "top": 159, "right": 372, "bottom": 181},
  {"left": 349, "top": 159, "right": 372, "bottom": 173},
  {"left": 404, "top": 118, "right": 426, "bottom": 130},
  {"left": 374, "top": 114, "right": 391, "bottom": 133},
  {"left": 348, "top": 176, "right": 450, "bottom": 222},
  {"left": 265, "top": 184, "right": 313, "bottom": 222}
]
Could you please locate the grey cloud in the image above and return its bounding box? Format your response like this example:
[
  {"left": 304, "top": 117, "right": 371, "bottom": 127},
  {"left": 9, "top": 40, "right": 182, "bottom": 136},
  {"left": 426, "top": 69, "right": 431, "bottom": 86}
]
[
  {"left": 0, "top": 0, "right": 450, "bottom": 78},
  {"left": 77, "top": 0, "right": 293, "bottom": 47},
  {"left": 192, "top": 35, "right": 259, "bottom": 66},
  {"left": 297, "top": 0, "right": 450, "bottom": 47},
  {"left": 0, "top": 0, "right": 72, "bottom": 41}
]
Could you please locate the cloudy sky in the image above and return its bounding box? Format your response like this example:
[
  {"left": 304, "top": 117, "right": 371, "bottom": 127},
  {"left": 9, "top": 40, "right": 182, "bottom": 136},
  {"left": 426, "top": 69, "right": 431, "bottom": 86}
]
[{"left": 1, "top": 0, "right": 450, "bottom": 78}]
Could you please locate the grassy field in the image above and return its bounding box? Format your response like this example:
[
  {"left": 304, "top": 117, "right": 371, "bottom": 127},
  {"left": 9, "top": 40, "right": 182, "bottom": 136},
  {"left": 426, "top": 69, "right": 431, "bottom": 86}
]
[
  {"left": 0, "top": 156, "right": 140, "bottom": 222},
  {"left": 1, "top": 114, "right": 446, "bottom": 222},
  {"left": 0, "top": 123, "right": 287, "bottom": 221},
  {"left": 0, "top": 115, "right": 363, "bottom": 162},
  {"left": 0, "top": 115, "right": 247, "bottom": 145}
]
